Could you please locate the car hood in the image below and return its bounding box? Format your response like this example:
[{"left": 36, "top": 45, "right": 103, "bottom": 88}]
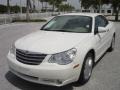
[{"left": 15, "top": 31, "right": 91, "bottom": 54}]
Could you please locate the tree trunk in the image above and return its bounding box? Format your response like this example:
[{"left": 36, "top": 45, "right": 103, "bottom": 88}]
[
  {"left": 7, "top": 0, "right": 10, "bottom": 14},
  {"left": 41, "top": 2, "right": 43, "bottom": 11},
  {"left": 20, "top": 0, "right": 22, "bottom": 14},
  {"left": 115, "top": 8, "right": 119, "bottom": 21},
  {"left": 115, "top": 12, "right": 119, "bottom": 21},
  {"left": 26, "top": 0, "right": 30, "bottom": 22},
  {"left": 53, "top": 4, "right": 55, "bottom": 12},
  {"left": 52, "top": 3, "right": 55, "bottom": 15},
  {"left": 45, "top": 2, "right": 47, "bottom": 12},
  {"left": 33, "top": 0, "right": 36, "bottom": 12}
]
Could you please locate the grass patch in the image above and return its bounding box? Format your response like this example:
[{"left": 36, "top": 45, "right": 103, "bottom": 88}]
[{"left": 12, "top": 19, "right": 47, "bottom": 22}]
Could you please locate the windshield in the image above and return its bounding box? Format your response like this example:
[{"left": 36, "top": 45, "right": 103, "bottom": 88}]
[{"left": 42, "top": 15, "right": 92, "bottom": 33}]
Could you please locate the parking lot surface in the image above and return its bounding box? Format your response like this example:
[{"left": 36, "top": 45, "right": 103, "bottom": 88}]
[{"left": 0, "top": 22, "right": 120, "bottom": 90}]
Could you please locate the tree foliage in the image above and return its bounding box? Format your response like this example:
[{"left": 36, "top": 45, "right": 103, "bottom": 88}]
[
  {"left": 81, "top": 0, "right": 92, "bottom": 9},
  {"left": 0, "top": 5, "right": 7, "bottom": 13},
  {"left": 59, "top": 4, "right": 74, "bottom": 12},
  {"left": 0, "top": 4, "right": 26, "bottom": 14},
  {"left": 80, "top": 0, "right": 120, "bottom": 21},
  {"left": 81, "top": 0, "right": 105, "bottom": 9}
]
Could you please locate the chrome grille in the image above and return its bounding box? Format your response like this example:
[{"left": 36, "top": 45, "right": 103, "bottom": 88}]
[{"left": 16, "top": 49, "right": 47, "bottom": 65}]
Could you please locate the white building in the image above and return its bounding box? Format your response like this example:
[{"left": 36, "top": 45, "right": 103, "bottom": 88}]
[{"left": 79, "top": 1, "right": 113, "bottom": 15}]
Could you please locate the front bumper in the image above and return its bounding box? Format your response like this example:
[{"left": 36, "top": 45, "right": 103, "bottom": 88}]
[{"left": 7, "top": 53, "right": 78, "bottom": 86}]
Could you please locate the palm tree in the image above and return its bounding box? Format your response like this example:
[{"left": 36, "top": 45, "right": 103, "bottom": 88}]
[
  {"left": 7, "top": 0, "right": 10, "bottom": 14},
  {"left": 44, "top": 0, "right": 49, "bottom": 12},
  {"left": 48, "top": 0, "right": 65, "bottom": 12},
  {"left": 49, "top": 0, "right": 55, "bottom": 12},
  {"left": 80, "top": 0, "right": 103, "bottom": 12},
  {"left": 55, "top": 0, "right": 62, "bottom": 11},
  {"left": 39, "top": 0, "right": 44, "bottom": 11},
  {"left": 20, "top": 0, "right": 22, "bottom": 14},
  {"left": 59, "top": 4, "right": 74, "bottom": 12},
  {"left": 101, "top": 0, "right": 120, "bottom": 21},
  {"left": 80, "top": 0, "right": 92, "bottom": 9},
  {"left": 26, "top": 0, "right": 32, "bottom": 21},
  {"left": 32, "top": 0, "right": 36, "bottom": 12},
  {"left": 80, "top": 0, "right": 120, "bottom": 21},
  {"left": 110, "top": 0, "right": 120, "bottom": 21}
]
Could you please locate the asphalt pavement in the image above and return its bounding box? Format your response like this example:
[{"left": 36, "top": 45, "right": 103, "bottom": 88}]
[{"left": 0, "top": 22, "right": 120, "bottom": 90}]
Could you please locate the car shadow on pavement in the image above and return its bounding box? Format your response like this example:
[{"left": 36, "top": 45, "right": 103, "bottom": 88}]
[
  {"left": 5, "top": 71, "right": 80, "bottom": 90},
  {"left": 94, "top": 50, "right": 110, "bottom": 67}
]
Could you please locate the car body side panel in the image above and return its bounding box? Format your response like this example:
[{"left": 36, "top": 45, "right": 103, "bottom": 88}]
[{"left": 73, "top": 35, "right": 96, "bottom": 80}]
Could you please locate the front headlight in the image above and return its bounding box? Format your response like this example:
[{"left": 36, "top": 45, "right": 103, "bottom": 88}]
[
  {"left": 10, "top": 44, "right": 16, "bottom": 55},
  {"left": 48, "top": 48, "right": 77, "bottom": 65}
]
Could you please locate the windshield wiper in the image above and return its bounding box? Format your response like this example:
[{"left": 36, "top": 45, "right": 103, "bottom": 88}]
[
  {"left": 41, "top": 28, "right": 50, "bottom": 31},
  {"left": 41, "top": 29, "right": 90, "bottom": 33},
  {"left": 51, "top": 29, "right": 67, "bottom": 32},
  {"left": 43, "top": 29, "right": 73, "bottom": 32}
]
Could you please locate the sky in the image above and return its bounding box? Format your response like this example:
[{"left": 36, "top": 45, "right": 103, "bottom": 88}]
[
  {"left": 0, "top": 0, "right": 80, "bottom": 9},
  {"left": 68, "top": 0, "right": 80, "bottom": 9}
]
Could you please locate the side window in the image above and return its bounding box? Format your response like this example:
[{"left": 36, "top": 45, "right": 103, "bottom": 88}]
[
  {"left": 101, "top": 16, "right": 109, "bottom": 26},
  {"left": 95, "top": 15, "right": 108, "bottom": 28}
]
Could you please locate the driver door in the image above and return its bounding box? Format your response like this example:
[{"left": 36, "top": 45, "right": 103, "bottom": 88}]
[{"left": 94, "top": 15, "right": 110, "bottom": 60}]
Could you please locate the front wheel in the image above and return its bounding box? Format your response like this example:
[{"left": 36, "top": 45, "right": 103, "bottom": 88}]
[
  {"left": 108, "top": 36, "right": 115, "bottom": 52},
  {"left": 78, "top": 53, "right": 94, "bottom": 84}
]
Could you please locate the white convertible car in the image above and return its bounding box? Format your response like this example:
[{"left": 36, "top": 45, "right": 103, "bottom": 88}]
[{"left": 7, "top": 13, "right": 116, "bottom": 86}]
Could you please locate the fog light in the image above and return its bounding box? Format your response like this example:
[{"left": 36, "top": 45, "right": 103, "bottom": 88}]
[{"left": 42, "top": 79, "right": 62, "bottom": 84}]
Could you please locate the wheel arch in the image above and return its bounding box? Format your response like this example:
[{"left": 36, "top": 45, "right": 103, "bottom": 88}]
[
  {"left": 86, "top": 49, "right": 96, "bottom": 64},
  {"left": 77, "top": 49, "right": 96, "bottom": 83}
]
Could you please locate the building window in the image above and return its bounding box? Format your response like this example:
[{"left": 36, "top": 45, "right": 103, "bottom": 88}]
[
  {"left": 94, "top": 10, "right": 97, "bottom": 13},
  {"left": 82, "top": 10, "right": 90, "bottom": 12},
  {"left": 97, "top": 10, "right": 100, "bottom": 13},
  {"left": 101, "top": 10, "right": 105, "bottom": 13},
  {"left": 107, "top": 10, "right": 111, "bottom": 13}
]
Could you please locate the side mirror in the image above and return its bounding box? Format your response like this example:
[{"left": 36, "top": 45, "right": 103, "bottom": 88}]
[{"left": 98, "top": 27, "right": 107, "bottom": 33}]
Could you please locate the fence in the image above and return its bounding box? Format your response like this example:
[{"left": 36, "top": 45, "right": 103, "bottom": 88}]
[
  {"left": 0, "top": 12, "right": 55, "bottom": 25},
  {"left": 0, "top": 12, "right": 69, "bottom": 25},
  {"left": 0, "top": 14, "right": 12, "bottom": 25},
  {"left": 0, "top": 12, "right": 119, "bottom": 25}
]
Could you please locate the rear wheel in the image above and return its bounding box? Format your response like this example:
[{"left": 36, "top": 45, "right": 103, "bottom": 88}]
[{"left": 78, "top": 53, "right": 94, "bottom": 84}]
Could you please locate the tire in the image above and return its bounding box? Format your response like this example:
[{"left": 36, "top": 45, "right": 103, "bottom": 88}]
[
  {"left": 108, "top": 36, "right": 115, "bottom": 52},
  {"left": 78, "top": 53, "right": 94, "bottom": 84}
]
